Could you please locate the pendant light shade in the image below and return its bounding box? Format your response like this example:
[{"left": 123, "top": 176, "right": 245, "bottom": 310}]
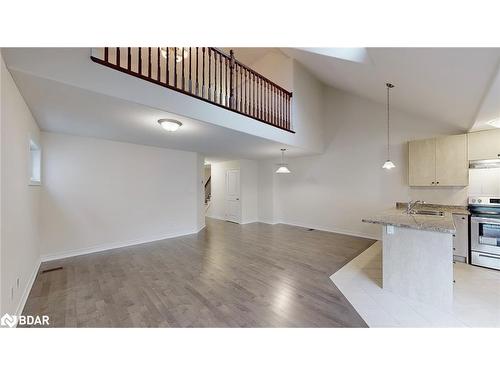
[
  {"left": 275, "top": 149, "right": 291, "bottom": 174},
  {"left": 382, "top": 83, "right": 396, "bottom": 170},
  {"left": 382, "top": 160, "right": 396, "bottom": 169}
]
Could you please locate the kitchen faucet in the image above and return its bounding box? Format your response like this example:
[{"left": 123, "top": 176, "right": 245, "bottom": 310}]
[{"left": 406, "top": 200, "right": 425, "bottom": 214}]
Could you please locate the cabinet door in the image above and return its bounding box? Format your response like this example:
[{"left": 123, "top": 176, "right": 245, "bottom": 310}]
[
  {"left": 468, "top": 129, "right": 500, "bottom": 161},
  {"left": 452, "top": 214, "right": 468, "bottom": 261},
  {"left": 409, "top": 138, "right": 436, "bottom": 186},
  {"left": 435, "top": 134, "right": 468, "bottom": 186}
]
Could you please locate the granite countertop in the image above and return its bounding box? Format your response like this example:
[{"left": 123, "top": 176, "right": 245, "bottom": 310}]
[
  {"left": 362, "top": 203, "right": 467, "bottom": 234},
  {"left": 395, "top": 202, "right": 469, "bottom": 216}
]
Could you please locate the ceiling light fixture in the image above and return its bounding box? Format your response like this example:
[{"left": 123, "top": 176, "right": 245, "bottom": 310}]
[
  {"left": 275, "top": 149, "right": 291, "bottom": 174},
  {"left": 160, "top": 47, "right": 189, "bottom": 63},
  {"left": 486, "top": 118, "right": 500, "bottom": 128},
  {"left": 382, "top": 83, "right": 396, "bottom": 170},
  {"left": 158, "top": 118, "right": 182, "bottom": 132}
]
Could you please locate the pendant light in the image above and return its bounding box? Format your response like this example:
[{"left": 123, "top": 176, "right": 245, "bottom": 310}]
[
  {"left": 382, "top": 83, "right": 396, "bottom": 170},
  {"left": 275, "top": 148, "right": 291, "bottom": 174}
]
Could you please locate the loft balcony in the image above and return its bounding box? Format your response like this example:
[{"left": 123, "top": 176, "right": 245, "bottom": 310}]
[{"left": 91, "top": 47, "right": 294, "bottom": 132}]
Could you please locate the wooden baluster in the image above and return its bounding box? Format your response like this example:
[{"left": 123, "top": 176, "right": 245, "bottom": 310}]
[
  {"left": 195, "top": 47, "right": 199, "bottom": 95},
  {"left": 245, "top": 70, "right": 248, "bottom": 114},
  {"left": 260, "top": 77, "right": 263, "bottom": 120},
  {"left": 272, "top": 86, "right": 275, "bottom": 125},
  {"left": 138, "top": 47, "right": 142, "bottom": 75},
  {"left": 286, "top": 94, "right": 289, "bottom": 129},
  {"left": 214, "top": 52, "right": 217, "bottom": 102},
  {"left": 202, "top": 47, "right": 206, "bottom": 98},
  {"left": 229, "top": 50, "right": 235, "bottom": 109},
  {"left": 240, "top": 65, "right": 243, "bottom": 112},
  {"left": 166, "top": 47, "right": 170, "bottom": 86},
  {"left": 189, "top": 47, "right": 192, "bottom": 93},
  {"left": 104, "top": 47, "right": 109, "bottom": 62},
  {"left": 208, "top": 49, "right": 212, "bottom": 101},
  {"left": 256, "top": 76, "right": 260, "bottom": 119},
  {"left": 182, "top": 47, "right": 185, "bottom": 90},
  {"left": 148, "top": 47, "right": 151, "bottom": 78},
  {"left": 219, "top": 53, "right": 223, "bottom": 104},
  {"left": 253, "top": 74, "right": 259, "bottom": 117},
  {"left": 278, "top": 90, "right": 281, "bottom": 128},
  {"left": 288, "top": 95, "right": 292, "bottom": 129},
  {"left": 116, "top": 47, "right": 121, "bottom": 67},
  {"left": 174, "top": 48, "right": 177, "bottom": 88},
  {"left": 157, "top": 47, "right": 160, "bottom": 81},
  {"left": 128, "top": 48, "right": 131, "bottom": 70},
  {"left": 226, "top": 56, "right": 229, "bottom": 106}
]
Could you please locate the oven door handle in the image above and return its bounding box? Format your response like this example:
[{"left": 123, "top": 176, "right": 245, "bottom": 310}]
[{"left": 471, "top": 216, "right": 500, "bottom": 225}]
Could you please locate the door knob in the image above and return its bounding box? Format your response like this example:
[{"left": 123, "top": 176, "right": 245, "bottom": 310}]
[
  {"left": 436, "top": 181, "right": 439, "bottom": 184},
  {"left": 431, "top": 182, "right": 435, "bottom": 184}
]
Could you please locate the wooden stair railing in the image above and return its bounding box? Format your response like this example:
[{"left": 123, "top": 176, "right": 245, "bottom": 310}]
[{"left": 91, "top": 47, "right": 294, "bottom": 132}]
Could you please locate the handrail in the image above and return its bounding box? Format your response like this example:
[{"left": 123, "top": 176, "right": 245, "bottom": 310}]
[
  {"left": 91, "top": 47, "right": 294, "bottom": 132},
  {"left": 209, "top": 48, "right": 293, "bottom": 96}
]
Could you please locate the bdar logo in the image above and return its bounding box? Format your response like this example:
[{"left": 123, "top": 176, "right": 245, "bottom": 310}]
[{"left": 1, "top": 313, "right": 18, "bottom": 328}]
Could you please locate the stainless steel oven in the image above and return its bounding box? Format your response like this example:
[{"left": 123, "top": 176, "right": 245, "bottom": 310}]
[{"left": 469, "top": 196, "right": 500, "bottom": 270}]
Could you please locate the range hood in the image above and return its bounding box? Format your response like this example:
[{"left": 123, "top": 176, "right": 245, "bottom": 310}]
[{"left": 469, "top": 159, "right": 500, "bottom": 169}]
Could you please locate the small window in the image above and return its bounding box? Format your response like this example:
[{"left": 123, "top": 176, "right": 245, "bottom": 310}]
[{"left": 29, "top": 139, "right": 41, "bottom": 185}]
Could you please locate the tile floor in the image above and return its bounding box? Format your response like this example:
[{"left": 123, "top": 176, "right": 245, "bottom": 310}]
[{"left": 331, "top": 241, "right": 500, "bottom": 327}]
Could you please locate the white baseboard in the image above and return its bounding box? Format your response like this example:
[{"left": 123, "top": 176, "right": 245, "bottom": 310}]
[
  {"left": 257, "top": 219, "right": 278, "bottom": 225},
  {"left": 40, "top": 228, "right": 201, "bottom": 262},
  {"left": 206, "top": 214, "right": 226, "bottom": 221},
  {"left": 15, "top": 257, "right": 41, "bottom": 318}
]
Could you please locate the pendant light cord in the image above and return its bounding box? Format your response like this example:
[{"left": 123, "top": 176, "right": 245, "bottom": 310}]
[
  {"left": 387, "top": 84, "right": 390, "bottom": 159},
  {"left": 386, "top": 83, "right": 394, "bottom": 160}
]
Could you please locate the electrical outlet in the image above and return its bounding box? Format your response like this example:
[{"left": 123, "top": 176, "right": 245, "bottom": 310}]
[{"left": 386, "top": 225, "right": 395, "bottom": 235}]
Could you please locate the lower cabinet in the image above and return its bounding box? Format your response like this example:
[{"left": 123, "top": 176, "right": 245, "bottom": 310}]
[{"left": 453, "top": 214, "right": 469, "bottom": 263}]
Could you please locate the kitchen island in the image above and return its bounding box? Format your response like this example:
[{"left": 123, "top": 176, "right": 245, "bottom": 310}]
[{"left": 362, "top": 204, "right": 466, "bottom": 309}]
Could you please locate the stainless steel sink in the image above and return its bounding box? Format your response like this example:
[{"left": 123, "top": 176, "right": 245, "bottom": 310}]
[{"left": 410, "top": 209, "right": 444, "bottom": 217}]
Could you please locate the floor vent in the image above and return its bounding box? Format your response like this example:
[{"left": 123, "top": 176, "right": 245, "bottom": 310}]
[{"left": 42, "top": 266, "right": 63, "bottom": 274}]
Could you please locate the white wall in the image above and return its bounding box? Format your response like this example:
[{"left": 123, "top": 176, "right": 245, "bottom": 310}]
[
  {"left": 240, "top": 160, "right": 258, "bottom": 224},
  {"left": 260, "top": 87, "right": 466, "bottom": 240},
  {"left": 290, "top": 61, "right": 326, "bottom": 153},
  {"left": 1, "top": 55, "right": 41, "bottom": 316},
  {"left": 249, "top": 49, "right": 293, "bottom": 92},
  {"left": 40, "top": 132, "right": 202, "bottom": 259},
  {"left": 257, "top": 160, "right": 277, "bottom": 224}
]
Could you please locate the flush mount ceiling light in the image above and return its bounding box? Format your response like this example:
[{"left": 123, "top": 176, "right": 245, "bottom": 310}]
[
  {"left": 486, "top": 118, "right": 500, "bottom": 128},
  {"left": 275, "top": 148, "right": 291, "bottom": 174},
  {"left": 160, "top": 47, "right": 189, "bottom": 62},
  {"left": 382, "top": 83, "right": 396, "bottom": 170},
  {"left": 158, "top": 118, "right": 182, "bottom": 132}
]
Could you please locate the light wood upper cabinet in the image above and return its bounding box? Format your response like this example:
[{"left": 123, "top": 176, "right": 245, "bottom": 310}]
[
  {"left": 409, "top": 138, "right": 436, "bottom": 186},
  {"left": 408, "top": 134, "right": 468, "bottom": 187},
  {"left": 435, "top": 134, "right": 468, "bottom": 186},
  {"left": 468, "top": 129, "right": 500, "bottom": 161}
]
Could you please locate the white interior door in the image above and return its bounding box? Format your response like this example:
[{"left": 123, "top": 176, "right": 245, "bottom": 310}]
[{"left": 225, "top": 169, "right": 241, "bottom": 223}]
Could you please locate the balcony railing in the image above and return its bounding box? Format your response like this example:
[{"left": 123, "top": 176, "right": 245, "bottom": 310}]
[{"left": 91, "top": 47, "right": 293, "bottom": 132}]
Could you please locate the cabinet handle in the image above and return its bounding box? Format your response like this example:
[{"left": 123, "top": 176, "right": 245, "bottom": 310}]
[
  {"left": 431, "top": 181, "right": 435, "bottom": 184},
  {"left": 436, "top": 181, "right": 440, "bottom": 184}
]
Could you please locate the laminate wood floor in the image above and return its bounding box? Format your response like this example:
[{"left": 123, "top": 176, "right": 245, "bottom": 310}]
[{"left": 22, "top": 218, "right": 375, "bottom": 327}]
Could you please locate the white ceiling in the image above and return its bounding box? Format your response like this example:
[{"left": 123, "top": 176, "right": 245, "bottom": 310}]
[
  {"left": 281, "top": 47, "right": 500, "bottom": 130},
  {"left": 10, "top": 70, "right": 299, "bottom": 163}
]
